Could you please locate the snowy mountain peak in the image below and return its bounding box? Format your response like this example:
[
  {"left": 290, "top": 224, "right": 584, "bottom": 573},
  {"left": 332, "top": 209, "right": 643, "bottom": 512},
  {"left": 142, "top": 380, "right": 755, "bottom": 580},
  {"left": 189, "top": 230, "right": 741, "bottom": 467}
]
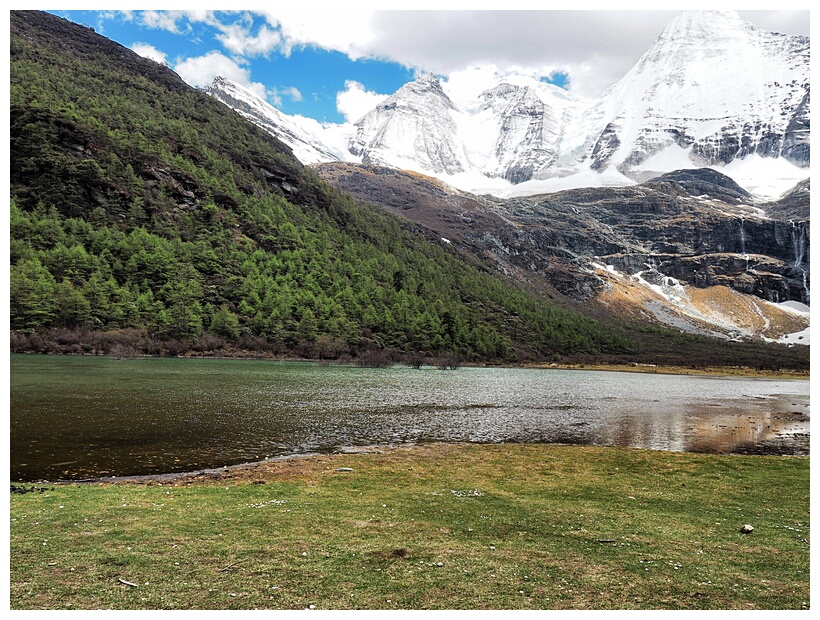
[
  {"left": 380, "top": 72, "right": 455, "bottom": 111},
  {"left": 348, "top": 72, "right": 466, "bottom": 174},
  {"left": 203, "top": 77, "right": 346, "bottom": 164},
  {"left": 413, "top": 71, "right": 445, "bottom": 90},
  {"left": 584, "top": 10, "right": 810, "bottom": 187},
  {"left": 206, "top": 11, "right": 809, "bottom": 200},
  {"left": 479, "top": 83, "right": 533, "bottom": 107},
  {"left": 659, "top": 10, "right": 748, "bottom": 40}
]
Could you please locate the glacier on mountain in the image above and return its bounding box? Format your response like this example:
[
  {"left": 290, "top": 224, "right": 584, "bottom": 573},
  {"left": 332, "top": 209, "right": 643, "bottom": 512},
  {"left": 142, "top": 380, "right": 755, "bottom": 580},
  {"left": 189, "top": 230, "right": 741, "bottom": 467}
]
[
  {"left": 581, "top": 11, "right": 809, "bottom": 177},
  {"left": 203, "top": 10, "right": 809, "bottom": 200}
]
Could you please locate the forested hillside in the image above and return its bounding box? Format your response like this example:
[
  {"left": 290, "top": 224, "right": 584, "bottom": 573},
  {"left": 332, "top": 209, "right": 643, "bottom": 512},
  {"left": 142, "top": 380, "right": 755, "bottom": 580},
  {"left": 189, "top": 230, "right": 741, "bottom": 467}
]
[
  {"left": 9, "top": 11, "right": 636, "bottom": 362},
  {"left": 8, "top": 11, "right": 809, "bottom": 371}
]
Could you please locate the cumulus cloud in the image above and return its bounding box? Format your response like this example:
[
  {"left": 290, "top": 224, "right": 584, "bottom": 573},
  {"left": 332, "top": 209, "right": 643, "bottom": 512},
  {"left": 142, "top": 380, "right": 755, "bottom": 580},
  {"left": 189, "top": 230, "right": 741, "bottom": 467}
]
[
  {"left": 136, "top": 10, "right": 284, "bottom": 57},
  {"left": 441, "top": 64, "right": 578, "bottom": 105},
  {"left": 216, "top": 22, "right": 282, "bottom": 57},
  {"left": 267, "top": 85, "right": 304, "bottom": 107},
  {"left": 174, "top": 51, "right": 268, "bottom": 100},
  {"left": 260, "top": 9, "right": 809, "bottom": 98},
  {"left": 255, "top": 10, "right": 678, "bottom": 97},
  {"left": 140, "top": 10, "right": 192, "bottom": 34},
  {"left": 259, "top": 10, "right": 379, "bottom": 58},
  {"left": 336, "top": 80, "right": 389, "bottom": 123},
  {"left": 282, "top": 86, "right": 303, "bottom": 102},
  {"left": 113, "top": 8, "right": 811, "bottom": 108},
  {"left": 130, "top": 42, "right": 168, "bottom": 65}
]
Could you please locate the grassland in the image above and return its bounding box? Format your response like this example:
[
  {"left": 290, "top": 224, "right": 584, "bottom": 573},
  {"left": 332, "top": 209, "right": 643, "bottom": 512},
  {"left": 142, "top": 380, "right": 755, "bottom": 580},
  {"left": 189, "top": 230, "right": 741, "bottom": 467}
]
[{"left": 9, "top": 443, "right": 809, "bottom": 610}]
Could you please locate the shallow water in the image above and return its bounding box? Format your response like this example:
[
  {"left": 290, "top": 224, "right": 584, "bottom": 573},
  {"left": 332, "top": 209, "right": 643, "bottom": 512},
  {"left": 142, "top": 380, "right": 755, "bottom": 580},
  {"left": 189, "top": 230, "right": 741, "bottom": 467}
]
[{"left": 10, "top": 355, "right": 810, "bottom": 481}]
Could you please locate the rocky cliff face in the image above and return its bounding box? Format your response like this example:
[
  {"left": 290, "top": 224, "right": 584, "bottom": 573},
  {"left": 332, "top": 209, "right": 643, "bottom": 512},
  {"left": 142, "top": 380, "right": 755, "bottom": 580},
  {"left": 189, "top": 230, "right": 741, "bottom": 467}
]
[
  {"left": 477, "top": 84, "right": 561, "bottom": 183},
  {"left": 315, "top": 162, "right": 809, "bottom": 341}
]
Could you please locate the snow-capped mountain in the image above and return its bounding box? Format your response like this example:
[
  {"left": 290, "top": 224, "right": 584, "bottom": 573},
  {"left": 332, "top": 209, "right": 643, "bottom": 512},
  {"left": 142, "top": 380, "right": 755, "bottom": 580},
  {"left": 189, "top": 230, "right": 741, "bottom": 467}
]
[
  {"left": 470, "top": 81, "right": 581, "bottom": 183},
  {"left": 203, "top": 10, "right": 809, "bottom": 199},
  {"left": 348, "top": 73, "right": 468, "bottom": 175},
  {"left": 581, "top": 11, "right": 810, "bottom": 179},
  {"left": 203, "top": 76, "right": 346, "bottom": 164}
]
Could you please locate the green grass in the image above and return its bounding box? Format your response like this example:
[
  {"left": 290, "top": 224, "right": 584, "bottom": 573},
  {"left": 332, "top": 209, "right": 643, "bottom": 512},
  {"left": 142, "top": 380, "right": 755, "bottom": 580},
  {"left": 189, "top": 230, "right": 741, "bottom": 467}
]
[{"left": 9, "top": 443, "right": 810, "bottom": 610}]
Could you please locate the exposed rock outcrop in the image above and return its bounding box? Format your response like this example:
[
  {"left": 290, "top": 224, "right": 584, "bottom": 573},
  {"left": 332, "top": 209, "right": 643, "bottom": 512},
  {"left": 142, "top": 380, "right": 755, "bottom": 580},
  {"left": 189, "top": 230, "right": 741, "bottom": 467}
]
[{"left": 315, "top": 162, "right": 810, "bottom": 340}]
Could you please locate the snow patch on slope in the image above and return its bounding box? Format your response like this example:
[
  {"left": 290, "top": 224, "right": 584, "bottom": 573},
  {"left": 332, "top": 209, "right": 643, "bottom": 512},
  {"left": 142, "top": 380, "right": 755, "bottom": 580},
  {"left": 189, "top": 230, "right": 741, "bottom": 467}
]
[
  {"left": 592, "top": 263, "right": 810, "bottom": 343},
  {"left": 717, "top": 155, "right": 810, "bottom": 200}
]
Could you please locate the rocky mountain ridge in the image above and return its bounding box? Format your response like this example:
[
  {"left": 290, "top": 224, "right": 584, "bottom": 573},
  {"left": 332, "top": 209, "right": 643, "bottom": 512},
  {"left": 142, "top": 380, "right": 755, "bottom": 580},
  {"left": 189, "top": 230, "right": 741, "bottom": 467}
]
[
  {"left": 205, "top": 10, "right": 809, "bottom": 198},
  {"left": 314, "top": 163, "right": 810, "bottom": 343}
]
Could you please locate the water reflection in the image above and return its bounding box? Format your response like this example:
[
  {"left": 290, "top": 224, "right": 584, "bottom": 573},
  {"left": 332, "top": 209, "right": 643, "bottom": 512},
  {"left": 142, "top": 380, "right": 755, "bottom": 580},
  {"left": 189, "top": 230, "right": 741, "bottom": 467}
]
[{"left": 10, "top": 356, "right": 809, "bottom": 481}]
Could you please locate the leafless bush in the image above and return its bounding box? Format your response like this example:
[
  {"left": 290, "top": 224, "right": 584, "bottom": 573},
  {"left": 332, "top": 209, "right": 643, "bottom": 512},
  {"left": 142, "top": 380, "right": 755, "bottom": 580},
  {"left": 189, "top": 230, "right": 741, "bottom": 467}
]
[
  {"left": 26, "top": 332, "right": 46, "bottom": 352},
  {"left": 107, "top": 343, "right": 140, "bottom": 359},
  {"left": 356, "top": 348, "right": 395, "bottom": 368},
  {"left": 314, "top": 335, "right": 346, "bottom": 360},
  {"left": 434, "top": 354, "right": 461, "bottom": 370},
  {"left": 10, "top": 331, "right": 29, "bottom": 353},
  {"left": 162, "top": 339, "right": 189, "bottom": 357},
  {"left": 192, "top": 333, "right": 227, "bottom": 353},
  {"left": 237, "top": 334, "right": 274, "bottom": 353},
  {"left": 404, "top": 352, "right": 427, "bottom": 369},
  {"left": 94, "top": 329, "right": 144, "bottom": 354}
]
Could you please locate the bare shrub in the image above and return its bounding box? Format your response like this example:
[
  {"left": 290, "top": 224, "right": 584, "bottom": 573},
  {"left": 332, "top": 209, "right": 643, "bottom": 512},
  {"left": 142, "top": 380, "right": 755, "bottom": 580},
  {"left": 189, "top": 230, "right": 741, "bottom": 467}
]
[
  {"left": 404, "top": 352, "right": 427, "bottom": 369},
  {"left": 237, "top": 334, "right": 273, "bottom": 353},
  {"left": 192, "top": 333, "right": 226, "bottom": 353},
  {"left": 52, "top": 327, "right": 81, "bottom": 346},
  {"left": 162, "top": 339, "right": 189, "bottom": 357},
  {"left": 10, "top": 331, "right": 29, "bottom": 353},
  {"left": 95, "top": 329, "right": 143, "bottom": 354},
  {"left": 314, "top": 335, "right": 346, "bottom": 360},
  {"left": 434, "top": 354, "right": 462, "bottom": 370},
  {"left": 107, "top": 343, "right": 140, "bottom": 359},
  {"left": 356, "top": 348, "right": 394, "bottom": 368},
  {"left": 26, "top": 332, "right": 46, "bottom": 353}
]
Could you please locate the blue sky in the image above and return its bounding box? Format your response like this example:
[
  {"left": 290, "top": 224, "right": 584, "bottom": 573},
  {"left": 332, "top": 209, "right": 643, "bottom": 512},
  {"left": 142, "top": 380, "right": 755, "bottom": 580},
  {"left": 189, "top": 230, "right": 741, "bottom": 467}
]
[
  {"left": 48, "top": 9, "right": 810, "bottom": 126},
  {"left": 49, "top": 10, "right": 417, "bottom": 123}
]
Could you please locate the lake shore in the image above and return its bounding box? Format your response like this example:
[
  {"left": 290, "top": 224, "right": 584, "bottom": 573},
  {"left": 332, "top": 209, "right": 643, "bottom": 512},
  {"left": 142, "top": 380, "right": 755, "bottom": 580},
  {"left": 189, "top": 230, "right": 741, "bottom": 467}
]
[
  {"left": 10, "top": 442, "right": 809, "bottom": 610},
  {"left": 522, "top": 362, "right": 810, "bottom": 380},
  {"left": 11, "top": 348, "right": 811, "bottom": 379}
]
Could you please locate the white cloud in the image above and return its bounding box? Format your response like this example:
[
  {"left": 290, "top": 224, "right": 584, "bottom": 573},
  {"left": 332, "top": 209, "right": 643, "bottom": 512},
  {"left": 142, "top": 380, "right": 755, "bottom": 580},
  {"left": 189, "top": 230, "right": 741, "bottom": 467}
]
[
  {"left": 216, "top": 23, "right": 283, "bottom": 57},
  {"left": 282, "top": 86, "right": 303, "bottom": 102},
  {"left": 441, "top": 64, "right": 577, "bottom": 105},
  {"left": 130, "top": 42, "right": 168, "bottom": 65},
  {"left": 174, "top": 51, "right": 268, "bottom": 100},
  {"left": 267, "top": 85, "right": 304, "bottom": 107},
  {"left": 138, "top": 10, "right": 221, "bottom": 34},
  {"left": 140, "top": 10, "right": 191, "bottom": 34},
  {"left": 135, "top": 10, "right": 283, "bottom": 57},
  {"left": 110, "top": 8, "right": 811, "bottom": 106},
  {"left": 252, "top": 10, "right": 676, "bottom": 97},
  {"left": 260, "top": 10, "right": 379, "bottom": 58},
  {"left": 336, "top": 81, "right": 389, "bottom": 123},
  {"left": 258, "top": 9, "right": 809, "bottom": 98}
]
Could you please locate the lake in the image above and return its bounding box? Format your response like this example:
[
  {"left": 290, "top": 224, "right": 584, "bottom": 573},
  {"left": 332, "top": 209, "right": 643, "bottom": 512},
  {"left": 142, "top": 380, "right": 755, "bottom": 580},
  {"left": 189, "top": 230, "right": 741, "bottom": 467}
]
[{"left": 10, "top": 355, "right": 810, "bottom": 482}]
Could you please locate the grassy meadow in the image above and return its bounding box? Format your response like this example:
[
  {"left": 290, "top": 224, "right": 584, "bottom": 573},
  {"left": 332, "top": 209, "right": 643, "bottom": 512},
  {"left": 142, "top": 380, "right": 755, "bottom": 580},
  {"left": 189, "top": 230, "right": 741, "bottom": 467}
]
[{"left": 9, "top": 443, "right": 809, "bottom": 610}]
